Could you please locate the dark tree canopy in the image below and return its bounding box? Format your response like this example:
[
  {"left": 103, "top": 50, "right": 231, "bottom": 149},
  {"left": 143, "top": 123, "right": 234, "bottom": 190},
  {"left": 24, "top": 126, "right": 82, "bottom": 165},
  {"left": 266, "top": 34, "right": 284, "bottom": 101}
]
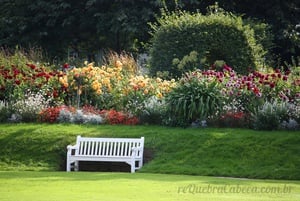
[{"left": 0, "top": 0, "right": 299, "bottom": 64}]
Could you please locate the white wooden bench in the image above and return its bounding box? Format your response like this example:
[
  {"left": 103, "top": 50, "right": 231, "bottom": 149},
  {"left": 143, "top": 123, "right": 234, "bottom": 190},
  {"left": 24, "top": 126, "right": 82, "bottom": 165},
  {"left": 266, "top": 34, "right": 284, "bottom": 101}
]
[{"left": 66, "top": 135, "right": 144, "bottom": 173}]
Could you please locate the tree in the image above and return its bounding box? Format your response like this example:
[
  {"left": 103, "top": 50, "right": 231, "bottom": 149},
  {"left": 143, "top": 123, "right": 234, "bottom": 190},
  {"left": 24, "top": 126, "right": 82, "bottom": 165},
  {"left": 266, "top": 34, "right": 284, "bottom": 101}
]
[
  {"left": 0, "top": 0, "right": 163, "bottom": 60},
  {"left": 0, "top": 0, "right": 299, "bottom": 64}
]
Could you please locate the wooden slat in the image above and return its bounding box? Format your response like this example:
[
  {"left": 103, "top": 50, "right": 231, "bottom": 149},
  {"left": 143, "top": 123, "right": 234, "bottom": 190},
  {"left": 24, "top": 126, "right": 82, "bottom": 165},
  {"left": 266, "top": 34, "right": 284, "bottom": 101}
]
[
  {"left": 124, "top": 142, "right": 128, "bottom": 156},
  {"left": 98, "top": 141, "right": 102, "bottom": 155},
  {"left": 105, "top": 142, "right": 109, "bottom": 156},
  {"left": 94, "top": 141, "right": 99, "bottom": 156},
  {"left": 120, "top": 142, "right": 124, "bottom": 156},
  {"left": 116, "top": 142, "right": 120, "bottom": 156},
  {"left": 113, "top": 142, "right": 117, "bottom": 156}
]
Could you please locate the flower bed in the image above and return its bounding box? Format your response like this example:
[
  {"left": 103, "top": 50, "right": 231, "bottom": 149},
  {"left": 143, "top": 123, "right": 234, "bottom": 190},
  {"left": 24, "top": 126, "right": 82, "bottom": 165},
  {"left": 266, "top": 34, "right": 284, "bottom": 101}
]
[{"left": 0, "top": 50, "right": 299, "bottom": 129}]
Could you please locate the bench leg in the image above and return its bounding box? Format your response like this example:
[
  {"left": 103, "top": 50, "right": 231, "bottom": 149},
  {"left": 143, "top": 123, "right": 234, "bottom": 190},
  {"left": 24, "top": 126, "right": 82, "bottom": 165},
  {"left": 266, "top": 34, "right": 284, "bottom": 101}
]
[
  {"left": 130, "top": 160, "right": 135, "bottom": 173},
  {"left": 66, "top": 163, "right": 70, "bottom": 172},
  {"left": 138, "top": 160, "right": 143, "bottom": 169},
  {"left": 66, "top": 158, "right": 71, "bottom": 172},
  {"left": 74, "top": 161, "right": 79, "bottom": 171},
  {"left": 131, "top": 165, "right": 135, "bottom": 173}
]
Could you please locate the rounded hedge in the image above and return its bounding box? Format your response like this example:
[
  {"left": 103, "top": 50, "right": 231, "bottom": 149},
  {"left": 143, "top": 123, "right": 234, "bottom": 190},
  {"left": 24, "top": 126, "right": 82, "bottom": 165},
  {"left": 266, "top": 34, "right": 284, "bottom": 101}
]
[{"left": 148, "top": 11, "right": 267, "bottom": 77}]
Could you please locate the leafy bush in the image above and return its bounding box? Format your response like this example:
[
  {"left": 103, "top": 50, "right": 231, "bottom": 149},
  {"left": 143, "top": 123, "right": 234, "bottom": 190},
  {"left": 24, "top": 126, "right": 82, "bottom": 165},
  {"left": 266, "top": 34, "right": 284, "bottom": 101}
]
[
  {"left": 71, "top": 110, "right": 103, "bottom": 125},
  {"left": 139, "top": 96, "right": 167, "bottom": 125},
  {"left": 164, "top": 71, "right": 224, "bottom": 127},
  {"left": 0, "top": 101, "right": 11, "bottom": 122},
  {"left": 251, "top": 100, "right": 290, "bottom": 130},
  {"left": 280, "top": 119, "right": 299, "bottom": 130},
  {"left": 57, "top": 108, "right": 73, "bottom": 123},
  {"left": 149, "top": 10, "right": 267, "bottom": 78}
]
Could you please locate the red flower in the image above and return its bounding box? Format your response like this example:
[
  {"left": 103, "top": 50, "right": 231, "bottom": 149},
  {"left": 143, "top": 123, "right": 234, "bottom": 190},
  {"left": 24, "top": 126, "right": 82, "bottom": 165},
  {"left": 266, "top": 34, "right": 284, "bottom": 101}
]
[
  {"left": 253, "top": 87, "right": 260, "bottom": 95},
  {"left": 53, "top": 90, "right": 58, "bottom": 98},
  {"left": 269, "top": 82, "right": 275, "bottom": 88},
  {"left": 275, "top": 69, "right": 281, "bottom": 73},
  {"left": 63, "top": 63, "right": 70, "bottom": 69},
  {"left": 277, "top": 73, "right": 282, "bottom": 79},
  {"left": 13, "top": 69, "right": 20, "bottom": 77},
  {"left": 26, "top": 63, "right": 36, "bottom": 70},
  {"left": 15, "top": 80, "right": 21, "bottom": 85}
]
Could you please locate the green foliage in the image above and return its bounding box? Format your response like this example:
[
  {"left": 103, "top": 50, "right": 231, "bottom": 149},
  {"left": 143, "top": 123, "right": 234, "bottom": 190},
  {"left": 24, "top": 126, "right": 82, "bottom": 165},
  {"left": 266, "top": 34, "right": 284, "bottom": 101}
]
[
  {"left": 172, "top": 50, "right": 200, "bottom": 75},
  {"left": 164, "top": 71, "right": 224, "bottom": 127},
  {"left": 0, "top": 0, "right": 162, "bottom": 59},
  {"left": 149, "top": 10, "right": 267, "bottom": 77},
  {"left": 0, "top": 1, "right": 298, "bottom": 64},
  {"left": 243, "top": 18, "right": 274, "bottom": 65},
  {"left": 0, "top": 101, "right": 10, "bottom": 122},
  {"left": 139, "top": 96, "right": 167, "bottom": 125},
  {"left": 251, "top": 100, "right": 290, "bottom": 130}
]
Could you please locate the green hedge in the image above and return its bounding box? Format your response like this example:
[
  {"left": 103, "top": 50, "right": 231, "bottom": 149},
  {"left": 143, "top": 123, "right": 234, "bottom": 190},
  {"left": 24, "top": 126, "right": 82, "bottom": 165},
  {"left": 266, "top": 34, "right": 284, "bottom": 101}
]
[{"left": 149, "top": 11, "right": 267, "bottom": 77}]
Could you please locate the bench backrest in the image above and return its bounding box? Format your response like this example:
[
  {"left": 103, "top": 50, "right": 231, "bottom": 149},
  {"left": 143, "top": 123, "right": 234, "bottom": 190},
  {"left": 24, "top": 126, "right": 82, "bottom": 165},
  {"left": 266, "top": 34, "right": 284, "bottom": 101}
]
[{"left": 75, "top": 136, "right": 144, "bottom": 157}]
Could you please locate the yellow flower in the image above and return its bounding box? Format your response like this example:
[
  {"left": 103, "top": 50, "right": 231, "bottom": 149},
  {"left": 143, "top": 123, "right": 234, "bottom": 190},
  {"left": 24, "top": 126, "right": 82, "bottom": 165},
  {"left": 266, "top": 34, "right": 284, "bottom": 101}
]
[
  {"left": 107, "top": 67, "right": 113, "bottom": 73},
  {"left": 115, "top": 60, "right": 123, "bottom": 69},
  {"left": 87, "top": 62, "right": 94, "bottom": 68},
  {"left": 96, "top": 89, "right": 102, "bottom": 95},
  {"left": 59, "top": 77, "right": 69, "bottom": 88},
  {"left": 92, "top": 80, "right": 101, "bottom": 91},
  {"left": 102, "top": 77, "right": 110, "bottom": 86},
  {"left": 143, "top": 89, "right": 149, "bottom": 95},
  {"left": 156, "top": 92, "right": 163, "bottom": 99}
]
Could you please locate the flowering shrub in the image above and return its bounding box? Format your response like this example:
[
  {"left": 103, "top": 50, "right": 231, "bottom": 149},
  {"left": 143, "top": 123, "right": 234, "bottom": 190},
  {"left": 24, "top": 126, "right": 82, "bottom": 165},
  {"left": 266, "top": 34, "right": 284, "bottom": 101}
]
[
  {"left": 39, "top": 105, "right": 74, "bottom": 123},
  {"left": 100, "top": 110, "right": 139, "bottom": 125},
  {"left": 0, "top": 63, "right": 66, "bottom": 104},
  {"left": 39, "top": 105, "right": 104, "bottom": 124},
  {"left": 59, "top": 58, "right": 176, "bottom": 114},
  {"left": 163, "top": 64, "right": 299, "bottom": 128},
  {"left": 12, "top": 90, "right": 51, "bottom": 122},
  {"left": 211, "top": 111, "right": 250, "bottom": 128},
  {"left": 1, "top": 48, "right": 299, "bottom": 130},
  {"left": 206, "top": 65, "right": 299, "bottom": 112},
  {"left": 119, "top": 75, "right": 176, "bottom": 115},
  {"left": 40, "top": 105, "right": 137, "bottom": 125}
]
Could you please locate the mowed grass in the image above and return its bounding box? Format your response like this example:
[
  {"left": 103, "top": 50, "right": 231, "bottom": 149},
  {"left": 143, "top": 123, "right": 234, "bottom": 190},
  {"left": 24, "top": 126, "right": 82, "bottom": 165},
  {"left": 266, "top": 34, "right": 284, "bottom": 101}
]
[
  {"left": 0, "top": 123, "right": 300, "bottom": 179},
  {"left": 0, "top": 171, "right": 299, "bottom": 201}
]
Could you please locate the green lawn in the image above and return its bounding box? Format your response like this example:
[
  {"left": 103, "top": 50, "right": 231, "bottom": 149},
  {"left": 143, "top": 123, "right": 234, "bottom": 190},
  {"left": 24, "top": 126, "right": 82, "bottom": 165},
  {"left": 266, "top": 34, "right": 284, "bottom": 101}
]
[
  {"left": 0, "top": 171, "right": 299, "bottom": 201},
  {"left": 0, "top": 123, "right": 300, "bottom": 179}
]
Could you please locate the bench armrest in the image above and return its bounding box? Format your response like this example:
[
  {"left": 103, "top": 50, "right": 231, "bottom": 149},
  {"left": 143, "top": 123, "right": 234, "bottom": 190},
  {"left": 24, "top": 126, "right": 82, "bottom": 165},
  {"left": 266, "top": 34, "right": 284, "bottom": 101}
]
[
  {"left": 131, "top": 146, "right": 143, "bottom": 157},
  {"left": 67, "top": 144, "right": 78, "bottom": 156}
]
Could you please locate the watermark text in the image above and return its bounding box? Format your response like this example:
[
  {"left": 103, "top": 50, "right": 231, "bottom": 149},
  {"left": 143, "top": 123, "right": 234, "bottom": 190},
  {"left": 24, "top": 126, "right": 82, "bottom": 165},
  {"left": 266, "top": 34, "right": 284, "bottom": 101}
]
[{"left": 177, "top": 184, "right": 292, "bottom": 194}]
